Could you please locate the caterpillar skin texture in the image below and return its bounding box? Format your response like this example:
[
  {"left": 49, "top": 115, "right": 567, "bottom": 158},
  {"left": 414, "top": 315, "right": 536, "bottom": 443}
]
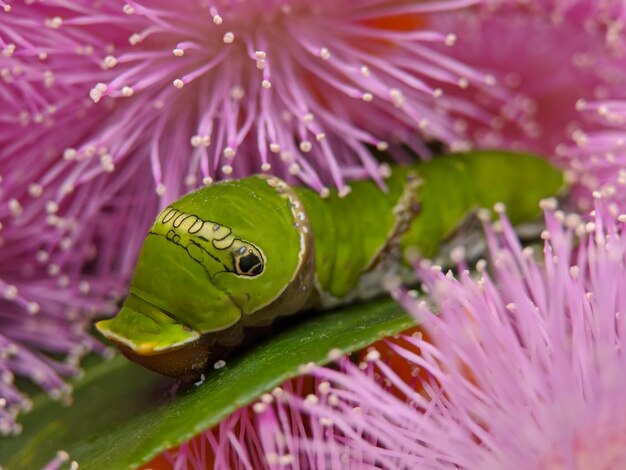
[{"left": 96, "top": 151, "right": 565, "bottom": 378}]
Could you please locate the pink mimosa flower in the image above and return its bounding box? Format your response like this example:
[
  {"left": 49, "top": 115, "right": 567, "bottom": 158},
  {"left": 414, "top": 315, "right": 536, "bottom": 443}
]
[
  {"left": 2, "top": 0, "right": 495, "bottom": 196},
  {"left": 430, "top": 1, "right": 626, "bottom": 211},
  {"left": 565, "top": 97, "right": 626, "bottom": 211}
]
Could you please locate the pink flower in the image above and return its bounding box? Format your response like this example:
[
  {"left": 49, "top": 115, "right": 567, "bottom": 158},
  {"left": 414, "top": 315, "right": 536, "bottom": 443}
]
[
  {"left": 162, "top": 200, "right": 626, "bottom": 468},
  {"left": 0, "top": 183, "right": 122, "bottom": 435},
  {"left": 565, "top": 97, "right": 626, "bottom": 212},
  {"left": 2, "top": 0, "right": 495, "bottom": 195},
  {"left": 0, "top": 132, "right": 160, "bottom": 433},
  {"left": 430, "top": 1, "right": 626, "bottom": 210}
]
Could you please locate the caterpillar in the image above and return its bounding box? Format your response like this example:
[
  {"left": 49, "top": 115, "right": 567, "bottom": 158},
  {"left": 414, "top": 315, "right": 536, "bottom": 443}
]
[{"left": 96, "top": 151, "right": 565, "bottom": 378}]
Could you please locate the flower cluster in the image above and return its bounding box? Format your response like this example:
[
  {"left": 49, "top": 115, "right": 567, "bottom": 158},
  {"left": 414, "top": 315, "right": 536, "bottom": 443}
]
[{"left": 162, "top": 199, "right": 626, "bottom": 468}]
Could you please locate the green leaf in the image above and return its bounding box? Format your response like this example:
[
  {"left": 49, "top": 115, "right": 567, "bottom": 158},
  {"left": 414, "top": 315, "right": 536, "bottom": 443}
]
[{"left": 1, "top": 298, "right": 414, "bottom": 470}]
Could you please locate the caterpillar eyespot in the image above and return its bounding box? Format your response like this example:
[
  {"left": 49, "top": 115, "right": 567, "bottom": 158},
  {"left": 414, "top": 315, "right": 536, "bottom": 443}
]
[
  {"left": 234, "top": 246, "right": 264, "bottom": 276},
  {"left": 96, "top": 151, "right": 565, "bottom": 378}
]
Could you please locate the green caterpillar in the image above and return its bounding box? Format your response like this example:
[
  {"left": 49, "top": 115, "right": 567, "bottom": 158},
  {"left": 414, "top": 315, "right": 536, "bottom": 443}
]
[{"left": 96, "top": 151, "right": 564, "bottom": 377}]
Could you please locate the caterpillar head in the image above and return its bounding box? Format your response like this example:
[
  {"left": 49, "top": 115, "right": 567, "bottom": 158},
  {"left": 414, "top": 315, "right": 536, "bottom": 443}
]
[{"left": 96, "top": 176, "right": 314, "bottom": 377}]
